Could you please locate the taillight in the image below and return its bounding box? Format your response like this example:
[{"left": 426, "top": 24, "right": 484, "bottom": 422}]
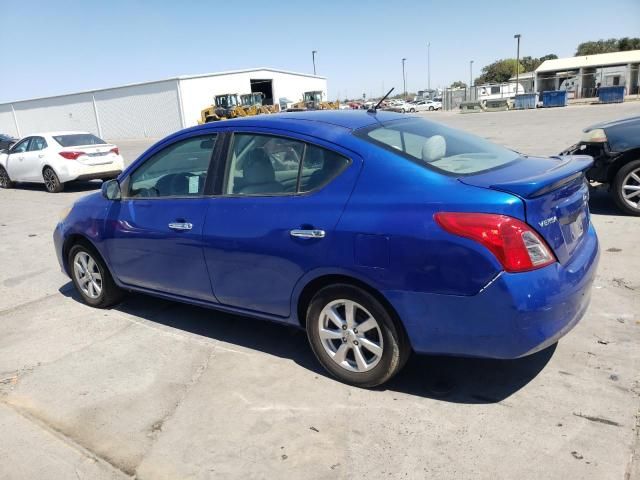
[
  {"left": 434, "top": 212, "right": 556, "bottom": 273},
  {"left": 110, "top": 147, "right": 119, "bottom": 155},
  {"left": 58, "top": 151, "right": 85, "bottom": 160}
]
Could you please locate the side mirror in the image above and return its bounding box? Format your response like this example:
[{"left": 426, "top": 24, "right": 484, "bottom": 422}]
[{"left": 101, "top": 179, "right": 121, "bottom": 200}]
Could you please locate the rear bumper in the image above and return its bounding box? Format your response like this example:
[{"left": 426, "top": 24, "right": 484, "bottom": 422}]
[
  {"left": 385, "top": 224, "right": 599, "bottom": 359},
  {"left": 56, "top": 157, "right": 124, "bottom": 183}
]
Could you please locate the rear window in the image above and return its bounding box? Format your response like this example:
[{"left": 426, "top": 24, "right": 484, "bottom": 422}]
[
  {"left": 356, "top": 118, "right": 519, "bottom": 175},
  {"left": 53, "top": 134, "right": 106, "bottom": 147}
]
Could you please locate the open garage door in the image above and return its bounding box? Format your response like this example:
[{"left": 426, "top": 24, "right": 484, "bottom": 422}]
[{"left": 250, "top": 79, "right": 273, "bottom": 105}]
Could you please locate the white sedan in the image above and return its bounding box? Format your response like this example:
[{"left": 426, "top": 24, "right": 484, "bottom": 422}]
[
  {"left": 0, "top": 131, "right": 124, "bottom": 193},
  {"left": 413, "top": 100, "right": 442, "bottom": 112}
]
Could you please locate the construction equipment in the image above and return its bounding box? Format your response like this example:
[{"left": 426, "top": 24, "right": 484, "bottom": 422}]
[
  {"left": 240, "top": 92, "right": 269, "bottom": 115},
  {"left": 287, "top": 91, "right": 339, "bottom": 111},
  {"left": 198, "top": 93, "right": 246, "bottom": 123}
]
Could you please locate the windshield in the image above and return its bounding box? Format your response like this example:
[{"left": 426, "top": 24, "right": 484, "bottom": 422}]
[
  {"left": 356, "top": 118, "right": 520, "bottom": 175},
  {"left": 53, "top": 133, "right": 106, "bottom": 147}
]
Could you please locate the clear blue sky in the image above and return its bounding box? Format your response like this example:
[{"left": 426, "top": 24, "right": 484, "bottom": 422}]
[{"left": 1, "top": 0, "right": 638, "bottom": 102}]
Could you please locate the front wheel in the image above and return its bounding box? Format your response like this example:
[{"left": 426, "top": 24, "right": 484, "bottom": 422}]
[
  {"left": 306, "top": 284, "right": 410, "bottom": 387},
  {"left": 428, "top": 106, "right": 434, "bottom": 111},
  {"left": 43, "top": 167, "right": 64, "bottom": 193},
  {"left": 611, "top": 159, "right": 640, "bottom": 216},
  {"left": 68, "top": 244, "right": 124, "bottom": 308},
  {"left": 0, "top": 166, "right": 14, "bottom": 189},
  {"left": 409, "top": 108, "right": 416, "bottom": 113}
]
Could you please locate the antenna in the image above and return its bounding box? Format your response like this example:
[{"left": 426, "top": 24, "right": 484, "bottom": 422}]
[{"left": 369, "top": 88, "right": 395, "bottom": 113}]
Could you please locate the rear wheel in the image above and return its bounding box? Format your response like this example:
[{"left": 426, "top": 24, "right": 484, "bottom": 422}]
[
  {"left": 0, "top": 166, "right": 13, "bottom": 189},
  {"left": 43, "top": 167, "right": 64, "bottom": 193},
  {"left": 611, "top": 159, "right": 640, "bottom": 216},
  {"left": 306, "top": 284, "right": 410, "bottom": 387},
  {"left": 409, "top": 108, "right": 416, "bottom": 113},
  {"left": 68, "top": 244, "right": 124, "bottom": 308},
  {"left": 428, "top": 106, "right": 434, "bottom": 111}
]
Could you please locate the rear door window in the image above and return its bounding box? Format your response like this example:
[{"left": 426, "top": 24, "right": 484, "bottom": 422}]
[
  {"left": 27, "top": 136, "right": 47, "bottom": 151},
  {"left": 357, "top": 118, "right": 519, "bottom": 175}
]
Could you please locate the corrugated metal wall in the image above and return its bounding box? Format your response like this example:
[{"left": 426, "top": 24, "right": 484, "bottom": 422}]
[
  {"left": 0, "top": 105, "right": 18, "bottom": 137},
  {"left": 13, "top": 93, "right": 98, "bottom": 136},
  {"left": 1, "top": 80, "right": 182, "bottom": 140},
  {"left": 94, "top": 81, "right": 182, "bottom": 139}
]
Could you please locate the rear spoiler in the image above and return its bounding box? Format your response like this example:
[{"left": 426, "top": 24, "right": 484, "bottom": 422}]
[{"left": 484, "top": 155, "right": 593, "bottom": 199}]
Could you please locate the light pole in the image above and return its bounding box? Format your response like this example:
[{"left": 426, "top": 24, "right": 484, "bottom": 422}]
[
  {"left": 514, "top": 34, "right": 521, "bottom": 94},
  {"left": 312, "top": 50, "right": 317, "bottom": 75},
  {"left": 402, "top": 58, "right": 407, "bottom": 99},
  {"left": 427, "top": 42, "right": 431, "bottom": 91}
]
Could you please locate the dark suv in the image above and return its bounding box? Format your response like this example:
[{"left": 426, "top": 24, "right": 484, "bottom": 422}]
[
  {"left": 0, "top": 134, "right": 17, "bottom": 152},
  {"left": 562, "top": 116, "right": 640, "bottom": 215}
]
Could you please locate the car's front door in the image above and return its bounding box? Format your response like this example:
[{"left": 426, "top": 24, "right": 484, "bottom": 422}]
[
  {"left": 6, "top": 137, "right": 32, "bottom": 181},
  {"left": 202, "top": 129, "right": 360, "bottom": 318},
  {"left": 103, "top": 132, "right": 221, "bottom": 301}
]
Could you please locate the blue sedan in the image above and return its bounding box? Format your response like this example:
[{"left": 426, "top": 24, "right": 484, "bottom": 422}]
[{"left": 54, "top": 111, "right": 599, "bottom": 387}]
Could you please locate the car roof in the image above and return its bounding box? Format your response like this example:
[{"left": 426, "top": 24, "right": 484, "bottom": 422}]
[
  {"left": 198, "top": 110, "right": 406, "bottom": 132},
  {"left": 584, "top": 116, "right": 640, "bottom": 132},
  {"left": 19, "top": 131, "right": 92, "bottom": 139}
]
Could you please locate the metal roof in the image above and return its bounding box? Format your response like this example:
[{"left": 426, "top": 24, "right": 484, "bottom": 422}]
[
  {"left": 0, "top": 67, "right": 325, "bottom": 106},
  {"left": 536, "top": 50, "right": 640, "bottom": 73}
]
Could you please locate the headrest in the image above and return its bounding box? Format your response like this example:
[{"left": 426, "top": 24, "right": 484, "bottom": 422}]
[
  {"left": 243, "top": 148, "right": 275, "bottom": 183},
  {"left": 421, "top": 135, "right": 446, "bottom": 163}
]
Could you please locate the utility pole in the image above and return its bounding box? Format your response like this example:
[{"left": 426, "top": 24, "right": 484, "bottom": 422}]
[
  {"left": 402, "top": 58, "right": 407, "bottom": 99},
  {"left": 312, "top": 50, "right": 317, "bottom": 75},
  {"left": 514, "top": 34, "right": 521, "bottom": 94},
  {"left": 427, "top": 42, "right": 431, "bottom": 91}
]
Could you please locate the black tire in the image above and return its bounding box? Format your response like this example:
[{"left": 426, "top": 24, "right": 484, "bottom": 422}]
[
  {"left": 0, "top": 166, "right": 14, "bottom": 189},
  {"left": 428, "top": 106, "right": 434, "bottom": 111},
  {"left": 306, "top": 284, "right": 410, "bottom": 388},
  {"left": 68, "top": 243, "right": 124, "bottom": 308},
  {"left": 410, "top": 108, "right": 416, "bottom": 113},
  {"left": 611, "top": 159, "right": 640, "bottom": 216},
  {"left": 43, "top": 166, "right": 64, "bottom": 193}
]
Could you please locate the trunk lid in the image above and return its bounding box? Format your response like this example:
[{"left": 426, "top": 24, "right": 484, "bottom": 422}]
[
  {"left": 62, "top": 144, "right": 117, "bottom": 166},
  {"left": 461, "top": 155, "right": 593, "bottom": 264}
]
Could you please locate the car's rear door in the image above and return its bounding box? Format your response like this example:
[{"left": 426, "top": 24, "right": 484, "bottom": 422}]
[
  {"left": 103, "top": 132, "right": 222, "bottom": 301},
  {"left": 202, "top": 128, "right": 361, "bottom": 318},
  {"left": 24, "top": 136, "right": 48, "bottom": 181}
]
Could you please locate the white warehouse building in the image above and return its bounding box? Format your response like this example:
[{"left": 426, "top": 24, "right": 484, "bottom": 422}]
[{"left": 0, "top": 68, "right": 327, "bottom": 140}]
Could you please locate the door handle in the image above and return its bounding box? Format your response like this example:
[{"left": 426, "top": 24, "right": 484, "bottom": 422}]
[
  {"left": 168, "top": 222, "right": 193, "bottom": 231},
  {"left": 290, "top": 229, "right": 325, "bottom": 239},
  {"left": 38, "top": 154, "right": 45, "bottom": 158}
]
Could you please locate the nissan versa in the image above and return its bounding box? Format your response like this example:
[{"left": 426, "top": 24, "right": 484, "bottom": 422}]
[{"left": 53, "top": 111, "right": 599, "bottom": 387}]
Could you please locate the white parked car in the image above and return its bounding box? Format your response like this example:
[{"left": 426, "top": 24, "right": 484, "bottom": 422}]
[
  {"left": 413, "top": 100, "right": 442, "bottom": 111},
  {"left": 0, "top": 131, "right": 124, "bottom": 193}
]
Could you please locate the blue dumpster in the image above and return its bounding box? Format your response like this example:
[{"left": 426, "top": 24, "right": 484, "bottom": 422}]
[
  {"left": 514, "top": 93, "right": 537, "bottom": 109},
  {"left": 599, "top": 86, "right": 625, "bottom": 104},
  {"left": 541, "top": 90, "right": 567, "bottom": 108}
]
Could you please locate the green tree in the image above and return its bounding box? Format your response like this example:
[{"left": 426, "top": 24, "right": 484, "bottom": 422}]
[
  {"left": 520, "top": 54, "right": 558, "bottom": 72},
  {"left": 450, "top": 81, "right": 467, "bottom": 89},
  {"left": 475, "top": 58, "right": 523, "bottom": 84},
  {"left": 575, "top": 38, "right": 640, "bottom": 56}
]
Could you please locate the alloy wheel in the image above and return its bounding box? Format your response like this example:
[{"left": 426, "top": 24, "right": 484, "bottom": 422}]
[
  {"left": 73, "top": 251, "right": 103, "bottom": 299},
  {"left": 0, "top": 168, "right": 9, "bottom": 188},
  {"left": 43, "top": 168, "right": 57, "bottom": 192},
  {"left": 317, "top": 299, "right": 384, "bottom": 372},
  {"left": 621, "top": 167, "right": 640, "bottom": 210}
]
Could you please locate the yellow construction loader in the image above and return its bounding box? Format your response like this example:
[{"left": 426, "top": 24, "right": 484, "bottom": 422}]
[
  {"left": 287, "top": 91, "right": 339, "bottom": 111},
  {"left": 240, "top": 92, "right": 269, "bottom": 115},
  {"left": 198, "top": 94, "right": 246, "bottom": 123}
]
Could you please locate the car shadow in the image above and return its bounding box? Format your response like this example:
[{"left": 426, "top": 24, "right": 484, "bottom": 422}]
[
  {"left": 59, "top": 283, "right": 555, "bottom": 404},
  {"left": 588, "top": 185, "right": 626, "bottom": 216},
  {"left": 11, "top": 180, "right": 102, "bottom": 193}
]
